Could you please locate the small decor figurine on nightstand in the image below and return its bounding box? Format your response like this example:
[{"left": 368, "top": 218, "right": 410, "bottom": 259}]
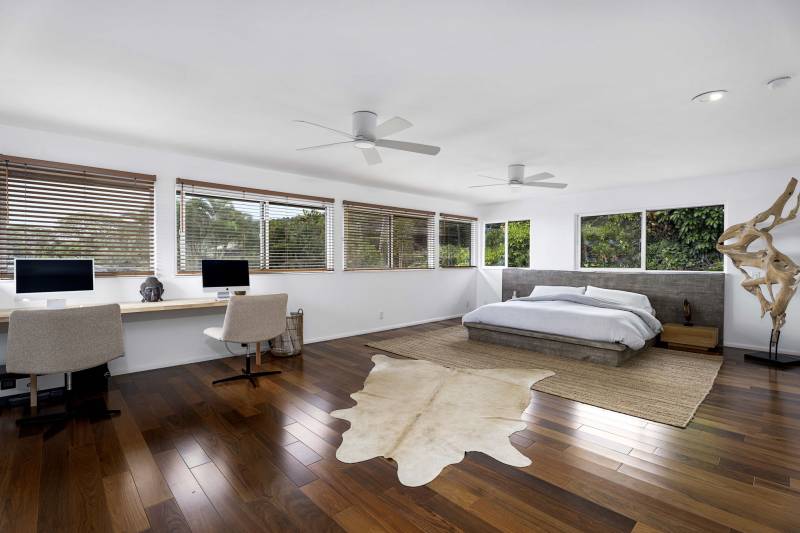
[
  {"left": 139, "top": 276, "right": 164, "bottom": 303},
  {"left": 683, "top": 299, "right": 693, "bottom": 327}
]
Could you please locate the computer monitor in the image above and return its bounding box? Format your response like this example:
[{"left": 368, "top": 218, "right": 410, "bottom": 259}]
[
  {"left": 201, "top": 259, "right": 250, "bottom": 300},
  {"left": 14, "top": 258, "right": 95, "bottom": 308}
]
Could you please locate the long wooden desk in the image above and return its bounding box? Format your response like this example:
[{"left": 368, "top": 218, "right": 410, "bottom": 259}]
[{"left": 0, "top": 298, "right": 228, "bottom": 324}]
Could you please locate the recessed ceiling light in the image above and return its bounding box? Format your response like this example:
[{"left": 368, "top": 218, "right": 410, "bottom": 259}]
[
  {"left": 692, "top": 90, "right": 728, "bottom": 103},
  {"left": 767, "top": 76, "right": 792, "bottom": 90}
]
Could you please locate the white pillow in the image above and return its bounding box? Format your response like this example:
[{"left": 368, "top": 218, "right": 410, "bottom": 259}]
[
  {"left": 585, "top": 285, "right": 654, "bottom": 314},
  {"left": 530, "top": 285, "right": 586, "bottom": 297}
]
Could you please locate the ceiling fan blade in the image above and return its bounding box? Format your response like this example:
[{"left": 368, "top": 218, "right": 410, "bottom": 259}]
[
  {"left": 293, "top": 120, "right": 354, "bottom": 139},
  {"left": 375, "top": 116, "right": 413, "bottom": 138},
  {"left": 296, "top": 140, "right": 356, "bottom": 151},
  {"left": 362, "top": 147, "right": 382, "bottom": 165},
  {"left": 468, "top": 183, "right": 508, "bottom": 188},
  {"left": 477, "top": 174, "right": 507, "bottom": 182},
  {"left": 375, "top": 139, "right": 440, "bottom": 156},
  {"left": 523, "top": 181, "right": 568, "bottom": 189},
  {"left": 523, "top": 171, "right": 555, "bottom": 182}
]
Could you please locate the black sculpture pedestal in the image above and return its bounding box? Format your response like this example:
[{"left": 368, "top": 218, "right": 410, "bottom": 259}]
[{"left": 745, "top": 329, "right": 800, "bottom": 368}]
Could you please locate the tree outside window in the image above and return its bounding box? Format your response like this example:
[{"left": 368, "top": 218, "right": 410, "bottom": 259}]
[
  {"left": 484, "top": 222, "right": 506, "bottom": 266},
  {"left": 580, "top": 212, "right": 642, "bottom": 268},
  {"left": 580, "top": 205, "right": 725, "bottom": 271},
  {"left": 508, "top": 220, "right": 530, "bottom": 268}
]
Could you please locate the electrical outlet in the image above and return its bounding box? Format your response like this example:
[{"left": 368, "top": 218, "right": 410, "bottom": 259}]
[{"left": 379, "top": 311, "right": 384, "bottom": 320}]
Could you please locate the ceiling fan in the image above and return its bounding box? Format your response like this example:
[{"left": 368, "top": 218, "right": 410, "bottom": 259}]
[
  {"left": 469, "top": 164, "right": 567, "bottom": 190},
  {"left": 294, "top": 111, "right": 441, "bottom": 166}
]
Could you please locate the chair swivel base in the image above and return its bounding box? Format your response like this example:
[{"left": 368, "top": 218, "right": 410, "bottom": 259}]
[
  {"left": 212, "top": 352, "right": 281, "bottom": 387},
  {"left": 16, "top": 399, "right": 120, "bottom": 427}
]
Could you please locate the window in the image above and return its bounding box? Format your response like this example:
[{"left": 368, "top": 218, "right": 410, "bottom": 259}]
[
  {"left": 483, "top": 222, "right": 506, "bottom": 266},
  {"left": 580, "top": 212, "right": 642, "bottom": 268},
  {"left": 439, "top": 214, "right": 476, "bottom": 267},
  {"left": 343, "top": 201, "right": 434, "bottom": 270},
  {"left": 508, "top": 219, "right": 531, "bottom": 268},
  {"left": 176, "top": 179, "right": 334, "bottom": 273},
  {"left": 483, "top": 219, "right": 532, "bottom": 267},
  {"left": 646, "top": 205, "right": 724, "bottom": 271},
  {"left": 0, "top": 154, "right": 156, "bottom": 278},
  {"left": 579, "top": 205, "right": 724, "bottom": 271}
]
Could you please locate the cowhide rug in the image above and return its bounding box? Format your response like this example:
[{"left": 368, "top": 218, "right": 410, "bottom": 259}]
[{"left": 330, "top": 354, "right": 554, "bottom": 486}]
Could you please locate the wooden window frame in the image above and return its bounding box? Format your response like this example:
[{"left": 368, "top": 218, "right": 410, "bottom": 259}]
[
  {"left": 0, "top": 154, "right": 156, "bottom": 279},
  {"left": 175, "top": 178, "right": 334, "bottom": 274},
  {"left": 343, "top": 200, "right": 436, "bottom": 272}
]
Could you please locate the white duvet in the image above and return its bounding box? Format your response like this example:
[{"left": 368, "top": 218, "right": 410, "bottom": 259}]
[{"left": 462, "top": 294, "right": 662, "bottom": 350}]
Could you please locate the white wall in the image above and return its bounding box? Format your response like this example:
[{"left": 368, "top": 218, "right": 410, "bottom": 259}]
[
  {"left": 2, "top": 121, "right": 798, "bottom": 400},
  {"left": 0, "top": 124, "right": 478, "bottom": 395},
  {"left": 476, "top": 166, "right": 800, "bottom": 355}
]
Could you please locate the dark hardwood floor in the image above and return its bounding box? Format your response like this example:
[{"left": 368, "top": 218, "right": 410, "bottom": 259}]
[{"left": 1, "top": 318, "right": 799, "bottom": 532}]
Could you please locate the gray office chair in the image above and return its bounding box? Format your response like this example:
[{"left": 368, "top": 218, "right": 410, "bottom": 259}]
[
  {"left": 5, "top": 304, "right": 125, "bottom": 426},
  {"left": 204, "top": 293, "right": 288, "bottom": 386}
]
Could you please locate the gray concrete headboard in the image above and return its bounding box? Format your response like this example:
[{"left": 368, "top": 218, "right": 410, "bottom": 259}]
[{"left": 502, "top": 269, "right": 726, "bottom": 344}]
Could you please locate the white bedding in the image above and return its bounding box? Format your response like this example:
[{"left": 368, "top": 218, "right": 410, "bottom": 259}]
[{"left": 462, "top": 294, "right": 662, "bottom": 350}]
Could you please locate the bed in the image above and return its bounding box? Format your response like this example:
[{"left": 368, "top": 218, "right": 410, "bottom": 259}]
[{"left": 463, "top": 269, "right": 725, "bottom": 366}]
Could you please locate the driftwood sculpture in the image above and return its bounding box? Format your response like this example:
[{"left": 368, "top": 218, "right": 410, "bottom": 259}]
[{"left": 716, "top": 178, "right": 800, "bottom": 364}]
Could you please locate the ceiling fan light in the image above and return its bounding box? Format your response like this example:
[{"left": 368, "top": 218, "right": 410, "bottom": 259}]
[
  {"left": 354, "top": 140, "right": 376, "bottom": 149},
  {"left": 767, "top": 76, "right": 792, "bottom": 90},
  {"left": 510, "top": 182, "right": 523, "bottom": 189},
  {"left": 692, "top": 90, "right": 727, "bottom": 103}
]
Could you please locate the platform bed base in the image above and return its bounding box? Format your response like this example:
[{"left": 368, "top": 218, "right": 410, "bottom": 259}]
[{"left": 463, "top": 322, "right": 652, "bottom": 367}]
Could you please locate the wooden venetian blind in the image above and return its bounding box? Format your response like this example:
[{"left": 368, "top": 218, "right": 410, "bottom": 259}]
[
  {"left": 439, "top": 213, "right": 477, "bottom": 267},
  {"left": 0, "top": 155, "right": 156, "bottom": 278},
  {"left": 343, "top": 201, "right": 435, "bottom": 271},
  {"left": 176, "top": 179, "right": 334, "bottom": 273}
]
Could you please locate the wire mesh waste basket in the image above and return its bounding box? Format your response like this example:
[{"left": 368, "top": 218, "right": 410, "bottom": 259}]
[{"left": 270, "top": 309, "right": 303, "bottom": 357}]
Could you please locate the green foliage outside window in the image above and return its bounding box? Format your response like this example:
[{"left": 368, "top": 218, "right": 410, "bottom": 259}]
[
  {"left": 580, "top": 213, "right": 641, "bottom": 268},
  {"left": 439, "top": 219, "right": 472, "bottom": 267},
  {"left": 484, "top": 222, "right": 505, "bottom": 266},
  {"left": 344, "top": 211, "right": 390, "bottom": 269},
  {"left": 392, "top": 215, "right": 429, "bottom": 269},
  {"left": 646, "top": 205, "right": 724, "bottom": 271},
  {"left": 269, "top": 207, "right": 327, "bottom": 269},
  {"left": 508, "top": 220, "right": 530, "bottom": 268},
  {"left": 177, "top": 195, "right": 329, "bottom": 271},
  {"left": 7, "top": 211, "right": 153, "bottom": 273},
  {"left": 178, "top": 196, "right": 260, "bottom": 271}
]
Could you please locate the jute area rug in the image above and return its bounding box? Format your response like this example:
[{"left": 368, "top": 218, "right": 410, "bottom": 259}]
[{"left": 367, "top": 326, "right": 723, "bottom": 428}]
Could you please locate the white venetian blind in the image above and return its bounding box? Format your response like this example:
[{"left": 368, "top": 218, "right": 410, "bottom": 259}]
[
  {"left": 439, "top": 213, "right": 477, "bottom": 267},
  {"left": 176, "top": 179, "right": 334, "bottom": 273},
  {"left": 0, "top": 155, "right": 156, "bottom": 278},
  {"left": 343, "top": 201, "right": 435, "bottom": 271}
]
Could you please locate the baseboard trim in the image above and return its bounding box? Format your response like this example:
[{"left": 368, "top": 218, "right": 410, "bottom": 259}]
[
  {"left": 109, "top": 314, "right": 464, "bottom": 377},
  {"left": 723, "top": 341, "right": 800, "bottom": 357},
  {"left": 304, "top": 314, "right": 464, "bottom": 344},
  {"left": 109, "top": 352, "right": 235, "bottom": 376}
]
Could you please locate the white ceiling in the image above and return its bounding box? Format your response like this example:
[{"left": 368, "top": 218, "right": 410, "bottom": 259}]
[{"left": 1, "top": 0, "right": 799, "bottom": 203}]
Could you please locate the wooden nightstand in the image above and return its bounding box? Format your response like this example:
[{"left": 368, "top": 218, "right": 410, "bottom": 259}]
[{"left": 660, "top": 323, "right": 719, "bottom": 353}]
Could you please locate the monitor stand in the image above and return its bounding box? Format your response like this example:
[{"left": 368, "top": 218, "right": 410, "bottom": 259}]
[
  {"left": 215, "top": 291, "right": 231, "bottom": 301},
  {"left": 46, "top": 298, "right": 67, "bottom": 309}
]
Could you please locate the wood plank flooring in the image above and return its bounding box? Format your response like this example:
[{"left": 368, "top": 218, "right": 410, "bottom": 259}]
[{"left": 1, "top": 318, "right": 799, "bottom": 532}]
